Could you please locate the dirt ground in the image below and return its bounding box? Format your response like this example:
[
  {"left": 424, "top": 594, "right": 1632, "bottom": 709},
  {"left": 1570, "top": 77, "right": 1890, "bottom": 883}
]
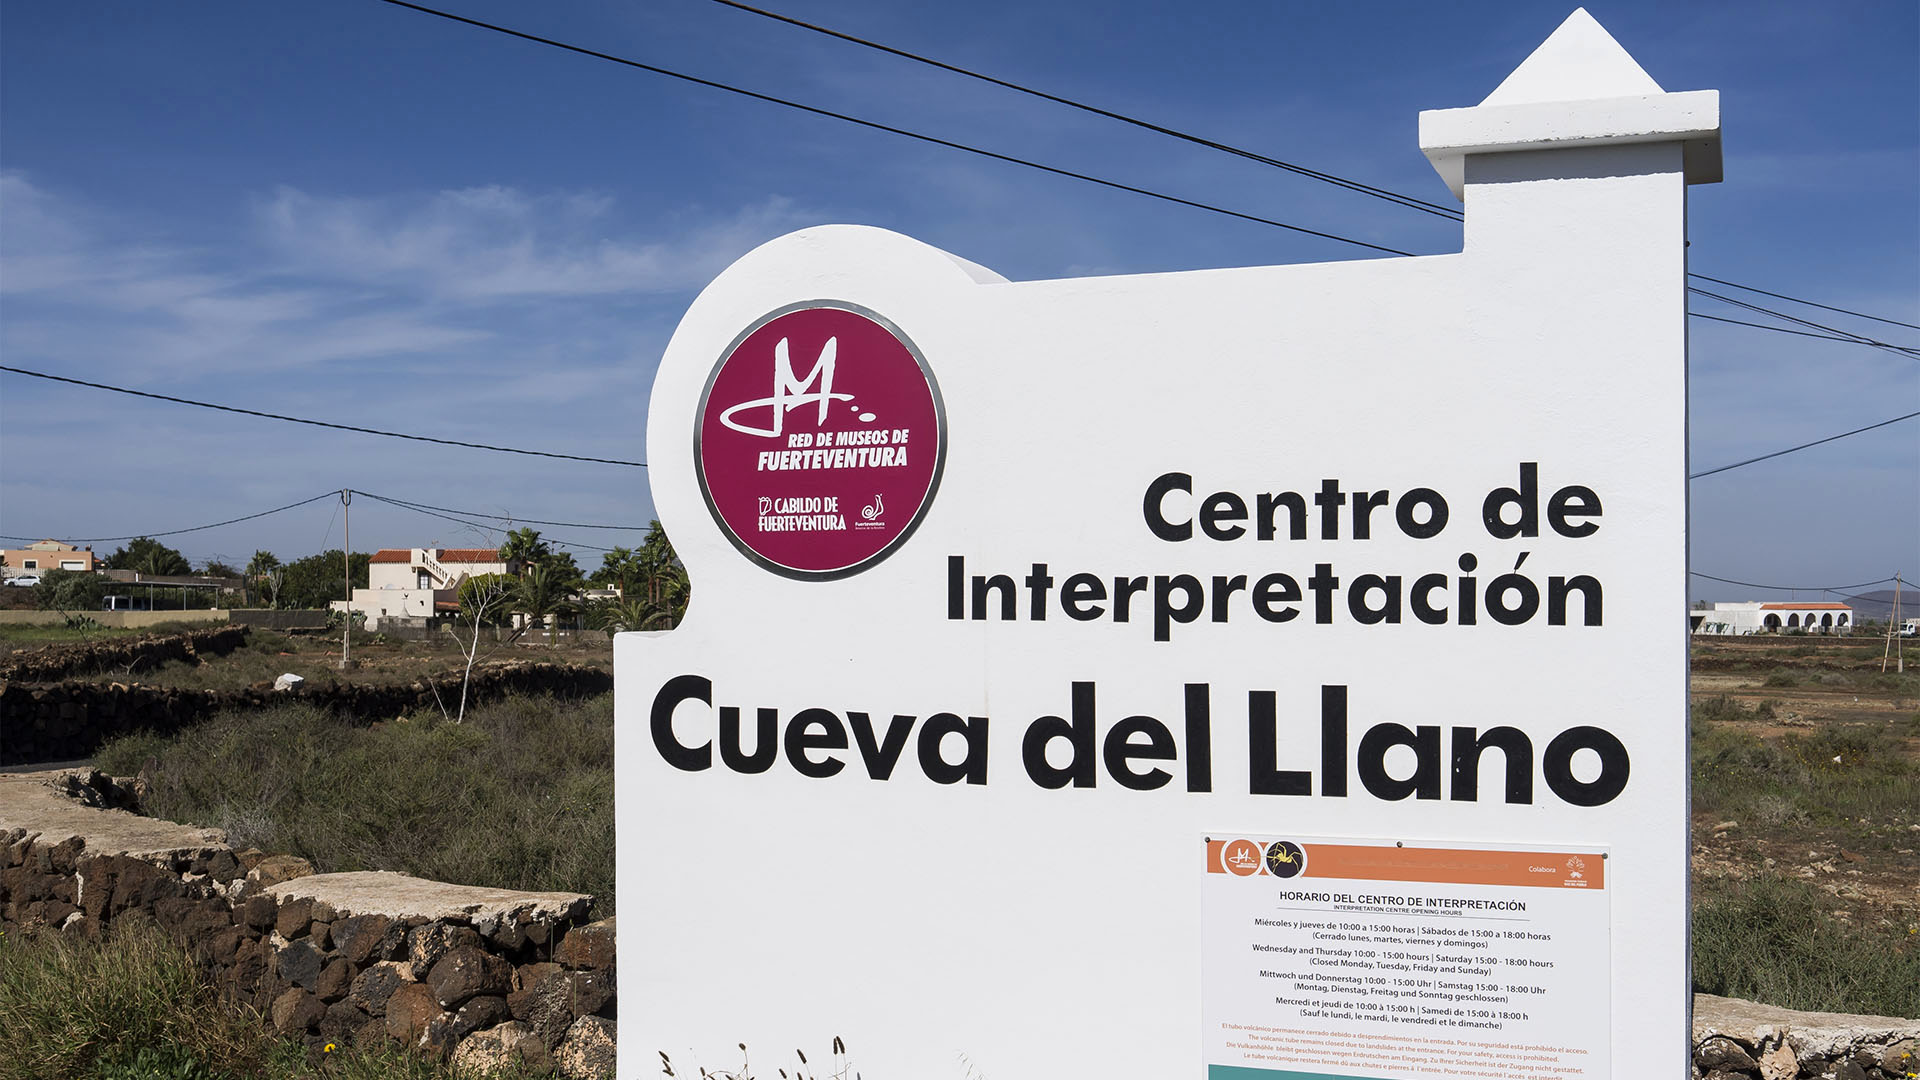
[{"left": 1689, "top": 634, "right": 1920, "bottom": 934}]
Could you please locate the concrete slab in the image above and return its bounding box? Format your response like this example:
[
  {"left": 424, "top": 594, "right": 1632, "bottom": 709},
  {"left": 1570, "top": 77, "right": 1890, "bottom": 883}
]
[
  {"left": 0, "top": 768, "right": 227, "bottom": 862},
  {"left": 260, "top": 870, "right": 591, "bottom": 924},
  {"left": 1694, "top": 992, "right": 1920, "bottom": 1052}
]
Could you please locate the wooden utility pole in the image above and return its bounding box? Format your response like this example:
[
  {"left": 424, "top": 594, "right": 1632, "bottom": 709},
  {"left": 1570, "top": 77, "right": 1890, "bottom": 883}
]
[{"left": 340, "top": 489, "right": 355, "bottom": 670}]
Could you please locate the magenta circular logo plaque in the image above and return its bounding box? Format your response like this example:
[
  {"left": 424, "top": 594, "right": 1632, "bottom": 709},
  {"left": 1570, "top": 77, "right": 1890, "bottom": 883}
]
[{"left": 695, "top": 301, "right": 946, "bottom": 580}]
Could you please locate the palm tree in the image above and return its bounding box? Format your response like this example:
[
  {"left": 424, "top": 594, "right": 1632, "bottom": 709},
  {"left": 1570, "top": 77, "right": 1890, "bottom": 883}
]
[
  {"left": 511, "top": 563, "right": 576, "bottom": 643},
  {"left": 634, "top": 522, "right": 690, "bottom": 622},
  {"left": 582, "top": 523, "right": 689, "bottom": 630},
  {"left": 497, "top": 527, "right": 550, "bottom": 575},
  {"left": 245, "top": 551, "right": 282, "bottom": 608},
  {"left": 588, "top": 596, "right": 654, "bottom": 632},
  {"left": 651, "top": 562, "right": 690, "bottom": 626},
  {"left": 592, "top": 545, "right": 642, "bottom": 596},
  {"left": 588, "top": 583, "right": 685, "bottom": 631}
]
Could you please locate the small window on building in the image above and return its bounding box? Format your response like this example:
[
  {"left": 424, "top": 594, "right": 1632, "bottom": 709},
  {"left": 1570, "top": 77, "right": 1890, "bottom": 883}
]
[
  {"left": 22, "top": 559, "right": 37, "bottom": 569},
  {"left": 60, "top": 560, "right": 84, "bottom": 570}
]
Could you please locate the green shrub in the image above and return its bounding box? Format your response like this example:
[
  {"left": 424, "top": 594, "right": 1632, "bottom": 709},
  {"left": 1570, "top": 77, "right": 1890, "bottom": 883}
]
[
  {"left": 1762, "top": 670, "right": 1798, "bottom": 688},
  {"left": 1691, "top": 694, "right": 1745, "bottom": 728},
  {"left": 0, "top": 919, "right": 267, "bottom": 1080},
  {"left": 34, "top": 568, "right": 108, "bottom": 612},
  {"left": 1692, "top": 719, "right": 1920, "bottom": 828},
  {"left": 0, "top": 922, "right": 555, "bottom": 1080},
  {"left": 91, "top": 1046, "right": 229, "bottom": 1080},
  {"left": 458, "top": 574, "right": 518, "bottom": 627},
  {"left": 1692, "top": 875, "right": 1920, "bottom": 1017},
  {"left": 1868, "top": 672, "right": 1919, "bottom": 694},
  {"left": 96, "top": 693, "right": 615, "bottom": 911}
]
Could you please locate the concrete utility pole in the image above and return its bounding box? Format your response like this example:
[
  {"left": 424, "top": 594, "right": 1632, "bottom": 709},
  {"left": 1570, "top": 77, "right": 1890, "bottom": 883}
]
[
  {"left": 340, "top": 489, "right": 355, "bottom": 670},
  {"left": 1883, "top": 573, "right": 1903, "bottom": 674}
]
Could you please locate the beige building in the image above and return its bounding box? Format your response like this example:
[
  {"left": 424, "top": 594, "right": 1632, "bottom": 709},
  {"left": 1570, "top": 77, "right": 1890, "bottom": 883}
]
[
  {"left": 335, "top": 547, "right": 516, "bottom": 622},
  {"left": 2, "top": 539, "right": 98, "bottom": 581}
]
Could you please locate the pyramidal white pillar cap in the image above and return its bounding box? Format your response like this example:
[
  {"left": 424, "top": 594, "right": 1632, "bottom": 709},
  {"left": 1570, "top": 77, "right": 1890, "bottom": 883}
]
[{"left": 1419, "top": 8, "right": 1721, "bottom": 199}]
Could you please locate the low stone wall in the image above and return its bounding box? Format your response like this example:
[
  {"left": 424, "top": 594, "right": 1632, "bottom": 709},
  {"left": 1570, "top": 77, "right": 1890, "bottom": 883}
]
[
  {"left": 229, "top": 609, "right": 331, "bottom": 630},
  {"left": 1693, "top": 994, "right": 1918, "bottom": 1079},
  {"left": 0, "top": 609, "right": 232, "bottom": 628},
  {"left": 0, "top": 625, "right": 250, "bottom": 682},
  {"left": 0, "top": 661, "right": 614, "bottom": 764},
  {"left": 0, "top": 769, "right": 615, "bottom": 1076}
]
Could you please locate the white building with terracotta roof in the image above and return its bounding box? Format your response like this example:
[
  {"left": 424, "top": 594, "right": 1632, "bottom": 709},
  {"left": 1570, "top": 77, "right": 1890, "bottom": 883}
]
[
  {"left": 1690, "top": 601, "right": 1853, "bottom": 636},
  {"left": 333, "top": 547, "right": 518, "bottom": 623}
]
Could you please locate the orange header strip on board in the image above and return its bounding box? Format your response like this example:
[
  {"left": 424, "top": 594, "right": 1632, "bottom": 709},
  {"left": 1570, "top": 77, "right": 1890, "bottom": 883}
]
[{"left": 1205, "top": 839, "right": 1603, "bottom": 890}]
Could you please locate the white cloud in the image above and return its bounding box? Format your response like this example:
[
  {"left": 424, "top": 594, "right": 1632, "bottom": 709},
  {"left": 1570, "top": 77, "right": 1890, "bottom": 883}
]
[
  {"left": 0, "top": 174, "right": 818, "bottom": 388},
  {"left": 1, "top": 172, "right": 823, "bottom": 552},
  {"left": 251, "top": 185, "right": 814, "bottom": 301}
]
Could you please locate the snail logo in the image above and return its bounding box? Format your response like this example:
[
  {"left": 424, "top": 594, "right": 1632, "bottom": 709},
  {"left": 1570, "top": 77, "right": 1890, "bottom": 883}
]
[
  {"left": 854, "top": 492, "right": 887, "bottom": 530},
  {"left": 1265, "top": 840, "right": 1307, "bottom": 878}
]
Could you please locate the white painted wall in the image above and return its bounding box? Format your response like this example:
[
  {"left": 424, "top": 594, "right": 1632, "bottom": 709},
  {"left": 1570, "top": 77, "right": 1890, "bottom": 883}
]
[
  {"left": 340, "top": 586, "right": 449, "bottom": 620},
  {"left": 1693, "top": 602, "right": 1852, "bottom": 635}
]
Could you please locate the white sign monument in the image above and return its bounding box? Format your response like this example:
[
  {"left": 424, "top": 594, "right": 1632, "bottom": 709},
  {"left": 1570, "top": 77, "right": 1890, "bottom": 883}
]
[{"left": 617, "top": 10, "right": 1718, "bottom": 1078}]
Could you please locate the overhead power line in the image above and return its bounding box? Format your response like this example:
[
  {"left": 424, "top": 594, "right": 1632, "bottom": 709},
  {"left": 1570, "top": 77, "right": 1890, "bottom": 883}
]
[
  {"left": 702, "top": 0, "right": 1462, "bottom": 220},
  {"left": 1686, "top": 311, "right": 1913, "bottom": 348},
  {"left": 373, "top": 0, "right": 1412, "bottom": 257},
  {"left": 1689, "top": 410, "right": 1920, "bottom": 479},
  {"left": 350, "top": 490, "right": 651, "bottom": 531},
  {"left": 353, "top": 490, "right": 621, "bottom": 553},
  {"left": 1690, "top": 571, "right": 1896, "bottom": 593},
  {"left": 376, "top": 2, "right": 1918, "bottom": 338},
  {"left": 0, "top": 491, "right": 344, "bottom": 545},
  {"left": 2, "top": 360, "right": 1905, "bottom": 486},
  {"left": 698, "top": 0, "right": 1917, "bottom": 335},
  {"left": 1690, "top": 274, "right": 1920, "bottom": 332},
  {"left": 1688, "top": 287, "right": 1920, "bottom": 358},
  {"left": 1, "top": 489, "right": 635, "bottom": 555},
  {"left": 0, "top": 366, "right": 647, "bottom": 468}
]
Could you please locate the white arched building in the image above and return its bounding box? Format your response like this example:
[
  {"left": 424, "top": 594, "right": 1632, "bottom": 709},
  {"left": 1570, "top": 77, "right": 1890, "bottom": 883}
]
[{"left": 1691, "top": 601, "right": 1853, "bottom": 635}]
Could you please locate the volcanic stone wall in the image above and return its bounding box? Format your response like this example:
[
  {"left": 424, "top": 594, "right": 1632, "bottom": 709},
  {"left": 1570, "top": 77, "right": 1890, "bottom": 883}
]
[
  {"left": 1691, "top": 994, "right": 1918, "bottom": 1079},
  {"left": 0, "top": 770, "right": 616, "bottom": 1077},
  {"left": 0, "top": 626, "right": 249, "bottom": 683},
  {"left": 0, "top": 659, "right": 614, "bottom": 764},
  {"left": 227, "top": 609, "right": 331, "bottom": 630}
]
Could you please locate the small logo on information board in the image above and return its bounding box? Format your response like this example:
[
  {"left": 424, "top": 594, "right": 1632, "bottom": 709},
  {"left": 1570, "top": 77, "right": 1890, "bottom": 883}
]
[
  {"left": 1265, "top": 840, "right": 1307, "bottom": 878},
  {"left": 695, "top": 302, "right": 946, "bottom": 580},
  {"left": 1221, "top": 839, "right": 1264, "bottom": 877}
]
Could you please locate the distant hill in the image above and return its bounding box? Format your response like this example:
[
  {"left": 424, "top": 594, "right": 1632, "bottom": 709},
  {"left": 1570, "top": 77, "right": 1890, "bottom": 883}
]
[{"left": 1846, "top": 590, "right": 1904, "bottom": 619}]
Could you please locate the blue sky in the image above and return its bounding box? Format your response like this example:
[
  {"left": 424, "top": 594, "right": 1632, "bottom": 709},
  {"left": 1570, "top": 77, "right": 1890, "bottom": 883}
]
[{"left": 2, "top": 1, "right": 1914, "bottom": 601}]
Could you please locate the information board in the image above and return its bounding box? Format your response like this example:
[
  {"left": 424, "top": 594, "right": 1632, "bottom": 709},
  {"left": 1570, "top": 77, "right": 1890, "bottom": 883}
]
[{"left": 1202, "top": 836, "right": 1609, "bottom": 1079}]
